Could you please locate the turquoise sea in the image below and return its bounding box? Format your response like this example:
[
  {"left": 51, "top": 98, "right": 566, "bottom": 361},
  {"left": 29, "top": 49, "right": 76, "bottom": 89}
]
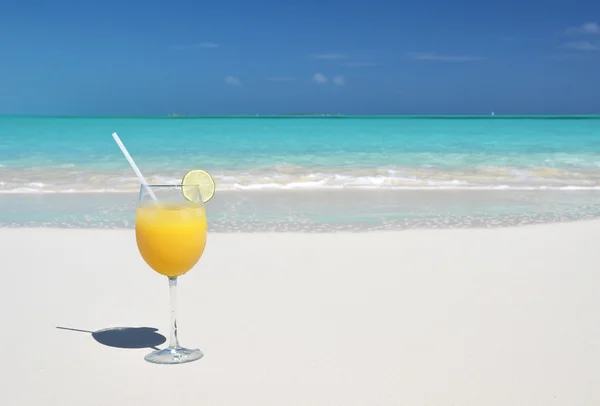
[{"left": 1, "top": 116, "right": 600, "bottom": 230}]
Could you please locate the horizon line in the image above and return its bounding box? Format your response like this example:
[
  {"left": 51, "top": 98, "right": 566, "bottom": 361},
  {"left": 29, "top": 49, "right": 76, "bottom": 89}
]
[{"left": 1, "top": 113, "right": 600, "bottom": 118}]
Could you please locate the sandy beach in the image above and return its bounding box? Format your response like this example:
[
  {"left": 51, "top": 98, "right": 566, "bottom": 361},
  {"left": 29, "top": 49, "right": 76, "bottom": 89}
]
[{"left": 2, "top": 221, "right": 600, "bottom": 405}]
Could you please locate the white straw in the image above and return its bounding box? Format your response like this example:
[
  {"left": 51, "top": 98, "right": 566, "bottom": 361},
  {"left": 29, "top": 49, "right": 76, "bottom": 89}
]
[{"left": 111, "top": 132, "right": 158, "bottom": 201}]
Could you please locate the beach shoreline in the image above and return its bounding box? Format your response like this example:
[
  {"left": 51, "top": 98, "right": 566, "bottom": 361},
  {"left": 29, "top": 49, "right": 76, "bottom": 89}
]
[{"left": 3, "top": 189, "right": 600, "bottom": 231}]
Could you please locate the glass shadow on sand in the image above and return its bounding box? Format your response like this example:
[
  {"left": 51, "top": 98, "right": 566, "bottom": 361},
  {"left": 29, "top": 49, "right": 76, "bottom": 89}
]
[{"left": 56, "top": 326, "right": 166, "bottom": 350}]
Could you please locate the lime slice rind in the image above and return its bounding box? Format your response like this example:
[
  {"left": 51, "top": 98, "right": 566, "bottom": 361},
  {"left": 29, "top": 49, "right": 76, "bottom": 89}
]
[{"left": 182, "top": 169, "right": 216, "bottom": 203}]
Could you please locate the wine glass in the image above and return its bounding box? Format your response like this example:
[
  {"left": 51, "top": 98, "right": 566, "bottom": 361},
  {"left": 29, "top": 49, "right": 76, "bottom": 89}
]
[{"left": 135, "top": 184, "right": 208, "bottom": 364}]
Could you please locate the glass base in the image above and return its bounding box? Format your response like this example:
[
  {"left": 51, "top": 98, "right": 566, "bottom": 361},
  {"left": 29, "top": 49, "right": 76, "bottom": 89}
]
[{"left": 144, "top": 346, "right": 204, "bottom": 365}]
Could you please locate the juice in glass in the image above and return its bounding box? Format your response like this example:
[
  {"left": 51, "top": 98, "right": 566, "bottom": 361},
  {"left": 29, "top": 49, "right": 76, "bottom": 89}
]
[{"left": 135, "top": 204, "right": 208, "bottom": 278}]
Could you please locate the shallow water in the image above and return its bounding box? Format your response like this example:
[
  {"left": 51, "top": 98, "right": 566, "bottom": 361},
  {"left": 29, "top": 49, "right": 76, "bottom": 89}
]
[
  {"left": 2, "top": 116, "right": 600, "bottom": 194},
  {"left": 2, "top": 190, "right": 600, "bottom": 231}
]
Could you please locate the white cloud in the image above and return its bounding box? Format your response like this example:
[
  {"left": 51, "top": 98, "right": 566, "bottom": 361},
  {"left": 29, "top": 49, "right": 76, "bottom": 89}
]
[
  {"left": 343, "top": 62, "right": 383, "bottom": 67},
  {"left": 172, "top": 42, "right": 219, "bottom": 50},
  {"left": 408, "top": 52, "right": 486, "bottom": 62},
  {"left": 565, "top": 22, "right": 600, "bottom": 35},
  {"left": 561, "top": 41, "right": 600, "bottom": 51},
  {"left": 225, "top": 76, "right": 242, "bottom": 86},
  {"left": 311, "top": 53, "right": 347, "bottom": 60},
  {"left": 332, "top": 75, "right": 346, "bottom": 86},
  {"left": 266, "top": 76, "right": 297, "bottom": 82},
  {"left": 196, "top": 42, "right": 220, "bottom": 48},
  {"left": 312, "top": 73, "right": 328, "bottom": 84}
]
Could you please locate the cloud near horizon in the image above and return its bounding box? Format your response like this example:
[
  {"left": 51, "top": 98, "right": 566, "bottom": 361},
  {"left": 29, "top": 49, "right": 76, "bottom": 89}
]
[
  {"left": 312, "top": 73, "right": 328, "bottom": 84},
  {"left": 408, "top": 52, "right": 486, "bottom": 62},
  {"left": 311, "top": 73, "right": 346, "bottom": 86},
  {"left": 560, "top": 41, "right": 600, "bottom": 51},
  {"left": 332, "top": 75, "right": 346, "bottom": 86},
  {"left": 224, "top": 76, "right": 242, "bottom": 86},
  {"left": 565, "top": 22, "right": 600, "bottom": 35},
  {"left": 311, "top": 53, "right": 347, "bottom": 60}
]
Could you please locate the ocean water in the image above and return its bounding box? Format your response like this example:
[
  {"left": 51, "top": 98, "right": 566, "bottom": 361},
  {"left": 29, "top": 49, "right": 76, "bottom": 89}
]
[{"left": 1, "top": 116, "right": 600, "bottom": 230}]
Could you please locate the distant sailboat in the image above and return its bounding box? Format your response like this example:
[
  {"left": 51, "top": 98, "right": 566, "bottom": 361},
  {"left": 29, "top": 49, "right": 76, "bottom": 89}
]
[{"left": 491, "top": 111, "right": 495, "bottom": 116}]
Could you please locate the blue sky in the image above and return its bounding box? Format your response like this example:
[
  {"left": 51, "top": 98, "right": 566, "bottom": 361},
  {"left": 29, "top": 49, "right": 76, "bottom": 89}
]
[{"left": 0, "top": 0, "right": 599, "bottom": 115}]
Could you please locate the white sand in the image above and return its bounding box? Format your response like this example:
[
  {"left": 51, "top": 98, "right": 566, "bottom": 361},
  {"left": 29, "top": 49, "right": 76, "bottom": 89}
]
[{"left": 2, "top": 222, "right": 600, "bottom": 405}]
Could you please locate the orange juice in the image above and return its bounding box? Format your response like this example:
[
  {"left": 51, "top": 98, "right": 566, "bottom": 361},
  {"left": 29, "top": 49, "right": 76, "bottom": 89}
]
[{"left": 136, "top": 204, "right": 208, "bottom": 278}]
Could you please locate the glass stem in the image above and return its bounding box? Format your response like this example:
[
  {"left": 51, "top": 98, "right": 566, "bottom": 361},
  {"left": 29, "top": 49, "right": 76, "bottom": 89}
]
[{"left": 168, "top": 277, "right": 180, "bottom": 349}]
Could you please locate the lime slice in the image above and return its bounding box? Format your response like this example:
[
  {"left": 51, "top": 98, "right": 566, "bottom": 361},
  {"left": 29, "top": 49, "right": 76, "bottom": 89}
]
[{"left": 182, "top": 169, "right": 216, "bottom": 203}]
